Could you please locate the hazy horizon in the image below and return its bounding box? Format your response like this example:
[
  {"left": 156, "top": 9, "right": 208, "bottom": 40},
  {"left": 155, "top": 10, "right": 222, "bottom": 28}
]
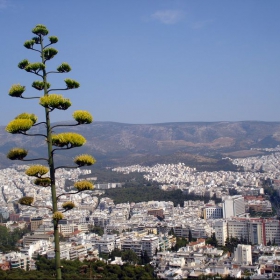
[{"left": 2, "top": 119, "right": 280, "bottom": 127}]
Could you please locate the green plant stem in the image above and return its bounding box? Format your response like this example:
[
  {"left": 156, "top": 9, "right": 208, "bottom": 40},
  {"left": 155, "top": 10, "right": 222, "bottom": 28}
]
[
  {"left": 20, "top": 96, "right": 40, "bottom": 99},
  {"left": 48, "top": 88, "right": 68, "bottom": 93},
  {"left": 41, "top": 34, "right": 61, "bottom": 280},
  {"left": 21, "top": 158, "right": 48, "bottom": 162}
]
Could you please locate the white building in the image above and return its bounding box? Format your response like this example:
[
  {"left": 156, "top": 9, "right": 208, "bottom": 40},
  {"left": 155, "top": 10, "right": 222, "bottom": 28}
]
[
  {"left": 234, "top": 244, "right": 252, "bottom": 265},
  {"left": 214, "top": 218, "right": 280, "bottom": 246},
  {"left": 141, "top": 235, "right": 159, "bottom": 258},
  {"left": 203, "top": 206, "right": 223, "bottom": 219},
  {"left": 223, "top": 195, "right": 245, "bottom": 218},
  {"left": 122, "top": 236, "right": 142, "bottom": 256},
  {"left": 95, "top": 234, "right": 120, "bottom": 254},
  {"left": 58, "top": 223, "right": 89, "bottom": 237},
  {"left": 69, "top": 245, "right": 87, "bottom": 261},
  {"left": 4, "top": 252, "right": 30, "bottom": 270},
  {"left": 214, "top": 220, "right": 227, "bottom": 246}
]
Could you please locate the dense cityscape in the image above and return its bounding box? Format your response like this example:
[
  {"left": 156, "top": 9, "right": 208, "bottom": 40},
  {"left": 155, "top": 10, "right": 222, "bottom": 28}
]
[{"left": 0, "top": 147, "right": 280, "bottom": 278}]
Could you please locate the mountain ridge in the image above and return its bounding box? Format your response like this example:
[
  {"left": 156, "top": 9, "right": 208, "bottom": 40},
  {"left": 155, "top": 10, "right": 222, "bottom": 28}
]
[{"left": 1, "top": 120, "right": 280, "bottom": 170}]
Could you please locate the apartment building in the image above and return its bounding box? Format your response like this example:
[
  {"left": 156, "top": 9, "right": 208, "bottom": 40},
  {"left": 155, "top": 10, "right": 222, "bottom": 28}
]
[
  {"left": 141, "top": 235, "right": 159, "bottom": 258},
  {"left": 203, "top": 206, "right": 223, "bottom": 220},
  {"left": 264, "top": 219, "right": 280, "bottom": 245},
  {"left": 58, "top": 223, "right": 88, "bottom": 237},
  {"left": 214, "top": 220, "right": 227, "bottom": 246},
  {"left": 214, "top": 218, "right": 280, "bottom": 246},
  {"left": 174, "top": 225, "right": 190, "bottom": 238},
  {"left": 122, "top": 236, "right": 142, "bottom": 256},
  {"left": 5, "top": 253, "right": 30, "bottom": 270},
  {"left": 30, "top": 217, "right": 43, "bottom": 231},
  {"left": 246, "top": 200, "right": 272, "bottom": 213},
  {"left": 90, "top": 213, "right": 110, "bottom": 227},
  {"left": 46, "top": 243, "right": 71, "bottom": 260},
  {"left": 95, "top": 234, "right": 121, "bottom": 254},
  {"left": 234, "top": 244, "right": 252, "bottom": 265},
  {"left": 69, "top": 245, "right": 87, "bottom": 261},
  {"left": 147, "top": 208, "right": 164, "bottom": 219},
  {"left": 227, "top": 219, "right": 250, "bottom": 241},
  {"left": 248, "top": 219, "right": 263, "bottom": 245},
  {"left": 23, "top": 234, "right": 54, "bottom": 246}
]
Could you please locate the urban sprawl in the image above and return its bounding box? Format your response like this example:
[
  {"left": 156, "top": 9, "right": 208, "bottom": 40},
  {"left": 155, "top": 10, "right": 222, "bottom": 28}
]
[{"left": 1, "top": 147, "right": 280, "bottom": 279}]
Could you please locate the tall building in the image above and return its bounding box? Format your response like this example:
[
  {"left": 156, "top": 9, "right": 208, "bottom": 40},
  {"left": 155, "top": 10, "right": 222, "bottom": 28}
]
[
  {"left": 234, "top": 244, "right": 252, "bottom": 265},
  {"left": 214, "top": 220, "right": 227, "bottom": 246},
  {"left": 222, "top": 195, "right": 245, "bottom": 218},
  {"left": 214, "top": 218, "right": 280, "bottom": 246},
  {"left": 248, "top": 219, "right": 263, "bottom": 245}
]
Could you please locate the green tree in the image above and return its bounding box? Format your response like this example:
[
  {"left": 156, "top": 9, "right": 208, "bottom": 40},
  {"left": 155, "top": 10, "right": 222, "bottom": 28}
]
[
  {"left": 168, "top": 227, "right": 175, "bottom": 236},
  {"left": 6, "top": 24, "right": 96, "bottom": 279},
  {"left": 267, "top": 239, "right": 272, "bottom": 246},
  {"left": 0, "top": 225, "right": 30, "bottom": 252},
  {"left": 88, "top": 225, "right": 104, "bottom": 236},
  {"left": 224, "top": 236, "right": 243, "bottom": 253},
  {"left": 122, "top": 249, "right": 140, "bottom": 265},
  {"left": 206, "top": 232, "right": 218, "bottom": 247},
  {"left": 141, "top": 250, "right": 151, "bottom": 265},
  {"left": 109, "top": 248, "right": 123, "bottom": 260},
  {"left": 188, "top": 229, "right": 193, "bottom": 242},
  {"left": 171, "top": 237, "right": 188, "bottom": 251},
  {"left": 0, "top": 257, "right": 155, "bottom": 280}
]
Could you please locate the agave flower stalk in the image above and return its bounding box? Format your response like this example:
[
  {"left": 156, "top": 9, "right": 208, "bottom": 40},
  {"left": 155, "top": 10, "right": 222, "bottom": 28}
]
[{"left": 5, "top": 24, "right": 96, "bottom": 280}]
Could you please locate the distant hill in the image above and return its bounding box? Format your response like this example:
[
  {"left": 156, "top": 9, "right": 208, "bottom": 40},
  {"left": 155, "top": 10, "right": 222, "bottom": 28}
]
[{"left": 1, "top": 121, "right": 280, "bottom": 170}]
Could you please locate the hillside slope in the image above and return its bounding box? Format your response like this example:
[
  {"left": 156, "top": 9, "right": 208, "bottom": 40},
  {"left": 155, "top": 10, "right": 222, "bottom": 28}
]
[{"left": 0, "top": 121, "right": 279, "bottom": 169}]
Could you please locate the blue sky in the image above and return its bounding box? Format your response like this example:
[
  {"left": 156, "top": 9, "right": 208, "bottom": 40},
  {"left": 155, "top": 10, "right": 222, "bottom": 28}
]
[{"left": 1, "top": 0, "right": 280, "bottom": 125}]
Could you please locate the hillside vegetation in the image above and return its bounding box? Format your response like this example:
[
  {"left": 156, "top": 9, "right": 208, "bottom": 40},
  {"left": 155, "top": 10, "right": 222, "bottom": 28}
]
[{"left": 0, "top": 121, "right": 279, "bottom": 169}]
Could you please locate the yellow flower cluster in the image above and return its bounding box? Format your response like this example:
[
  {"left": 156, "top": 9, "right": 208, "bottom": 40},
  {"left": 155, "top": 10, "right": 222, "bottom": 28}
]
[
  {"left": 7, "top": 148, "right": 28, "bottom": 160},
  {"left": 19, "top": 196, "right": 34, "bottom": 206},
  {"left": 62, "top": 201, "right": 75, "bottom": 210},
  {"left": 9, "top": 84, "right": 25, "bottom": 97},
  {"left": 74, "top": 154, "right": 96, "bottom": 166},
  {"left": 25, "top": 165, "right": 49, "bottom": 177},
  {"left": 73, "top": 110, "right": 93, "bottom": 124},
  {"left": 32, "top": 24, "right": 49, "bottom": 36},
  {"left": 40, "top": 94, "right": 71, "bottom": 110},
  {"left": 74, "top": 181, "right": 94, "bottom": 192},
  {"left": 6, "top": 119, "right": 33, "bottom": 134},
  {"left": 15, "top": 113, "right": 37, "bottom": 124},
  {"left": 33, "top": 178, "right": 51, "bottom": 187},
  {"left": 53, "top": 212, "right": 64, "bottom": 220},
  {"left": 52, "top": 133, "right": 86, "bottom": 147}
]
